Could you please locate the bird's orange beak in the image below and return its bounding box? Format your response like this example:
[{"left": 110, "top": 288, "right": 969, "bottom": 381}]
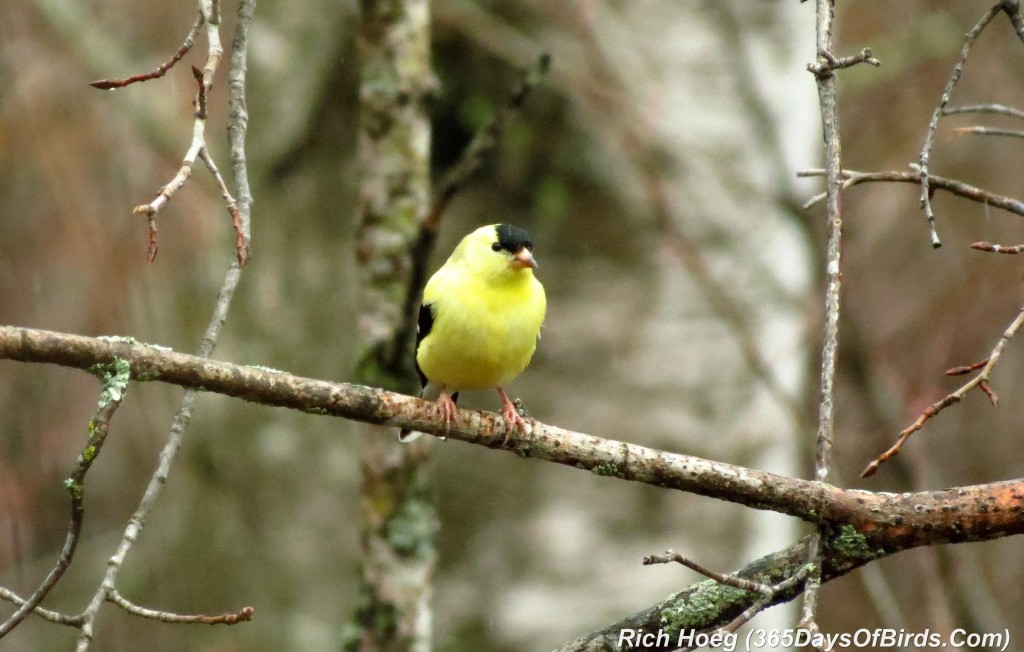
[{"left": 510, "top": 249, "right": 538, "bottom": 270}]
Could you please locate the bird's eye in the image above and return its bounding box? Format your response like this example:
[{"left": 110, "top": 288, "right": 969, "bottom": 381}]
[
  {"left": 525, "top": 241, "right": 533, "bottom": 251},
  {"left": 491, "top": 242, "right": 502, "bottom": 252}
]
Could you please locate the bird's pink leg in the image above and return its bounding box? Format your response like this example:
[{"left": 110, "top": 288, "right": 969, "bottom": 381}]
[
  {"left": 437, "top": 388, "right": 458, "bottom": 432},
  {"left": 497, "top": 387, "right": 530, "bottom": 445}
]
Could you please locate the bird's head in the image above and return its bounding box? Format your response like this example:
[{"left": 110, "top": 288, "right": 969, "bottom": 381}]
[{"left": 455, "top": 223, "right": 538, "bottom": 282}]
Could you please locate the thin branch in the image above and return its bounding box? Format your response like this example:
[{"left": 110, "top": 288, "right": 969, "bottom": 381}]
[
  {"left": 954, "top": 125, "right": 1024, "bottom": 139},
  {"left": 943, "top": 103, "right": 1024, "bottom": 120},
  {"left": 227, "top": 0, "right": 255, "bottom": 261},
  {"left": 71, "top": 1, "right": 253, "bottom": 647},
  {"left": 107, "top": 590, "right": 253, "bottom": 626},
  {"left": 802, "top": 0, "right": 854, "bottom": 637},
  {"left": 74, "top": 266, "right": 243, "bottom": 652},
  {"left": 554, "top": 533, "right": 879, "bottom": 652},
  {"left": 713, "top": 565, "right": 812, "bottom": 637},
  {"left": 971, "top": 241, "right": 1024, "bottom": 254},
  {"left": 195, "top": 0, "right": 223, "bottom": 93},
  {"left": 862, "top": 305, "right": 1024, "bottom": 478},
  {"left": 643, "top": 549, "right": 812, "bottom": 650},
  {"left": 0, "top": 587, "right": 81, "bottom": 627},
  {"left": 123, "top": 0, "right": 229, "bottom": 262},
  {"left": 88, "top": 13, "right": 203, "bottom": 89},
  {"left": 918, "top": 3, "right": 1004, "bottom": 248},
  {"left": 806, "top": 47, "right": 880, "bottom": 77},
  {"left": 1003, "top": 0, "right": 1024, "bottom": 41},
  {"left": 946, "top": 358, "right": 989, "bottom": 375},
  {"left": 0, "top": 359, "right": 129, "bottom": 638},
  {"left": 199, "top": 147, "right": 248, "bottom": 265},
  {"left": 799, "top": 168, "right": 1024, "bottom": 218},
  {"left": 643, "top": 550, "right": 774, "bottom": 595},
  {"left": 132, "top": 60, "right": 208, "bottom": 262}
]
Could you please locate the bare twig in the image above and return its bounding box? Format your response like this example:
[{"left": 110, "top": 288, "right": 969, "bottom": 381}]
[
  {"left": 0, "top": 359, "right": 128, "bottom": 638},
  {"left": 801, "top": 0, "right": 855, "bottom": 639},
  {"left": 806, "top": 47, "right": 880, "bottom": 77},
  {"left": 946, "top": 358, "right": 989, "bottom": 375},
  {"left": 943, "top": 103, "right": 1024, "bottom": 120},
  {"left": 75, "top": 274, "right": 244, "bottom": 652},
  {"left": 122, "top": 0, "right": 232, "bottom": 262},
  {"left": 0, "top": 587, "right": 81, "bottom": 627},
  {"left": 1004, "top": 0, "right": 1024, "bottom": 41},
  {"left": 799, "top": 168, "right": 1024, "bottom": 218},
  {"left": 712, "top": 565, "right": 812, "bottom": 638},
  {"left": 228, "top": 0, "right": 255, "bottom": 261},
  {"left": 971, "top": 241, "right": 1024, "bottom": 254},
  {"left": 862, "top": 305, "right": 1024, "bottom": 478},
  {"left": 132, "top": 59, "right": 208, "bottom": 262},
  {"left": 107, "top": 590, "right": 253, "bottom": 625},
  {"left": 71, "top": 1, "right": 254, "bottom": 647},
  {"left": 639, "top": 548, "right": 814, "bottom": 651},
  {"left": 643, "top": 549, "right": 812, "bottom": 648},
  {"left": 644, "top": 550, "right": 771, "bottom": 594},
  {"left": 198, "top": 147, "right": 248, "bottom": 265},
  {"left": 89, "top": 13, "right": 203, "bottom": 89},
  {"left": 918, "top": 4, "right": 1004, "bottom": 248},
  {"left": 954, "top": 126, "right": 1024, "bottom": 139}
]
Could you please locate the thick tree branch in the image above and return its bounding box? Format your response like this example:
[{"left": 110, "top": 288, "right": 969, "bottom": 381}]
[
  {"left": 557, "top": 534, "right": 865, "bottom": 652},
  {"left": 3, "top": 325, "right": 1023, "bottom": 550}
]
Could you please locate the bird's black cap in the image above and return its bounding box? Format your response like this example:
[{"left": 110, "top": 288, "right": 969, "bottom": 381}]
[{"left": 495, "top": 224, "right": 534, "bottom": 253}]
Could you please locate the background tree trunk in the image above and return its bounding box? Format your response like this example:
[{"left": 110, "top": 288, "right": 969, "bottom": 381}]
[{"left": 351, "top": 1, "right": 436, "bottom": 651}]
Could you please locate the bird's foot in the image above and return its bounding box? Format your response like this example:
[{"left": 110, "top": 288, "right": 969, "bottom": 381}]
[
  {"left": 437, "top": 391, "right": 458, "bottom": 438},
  {"left": 498, "top": 388, "right": 531, "bottom": 447}
]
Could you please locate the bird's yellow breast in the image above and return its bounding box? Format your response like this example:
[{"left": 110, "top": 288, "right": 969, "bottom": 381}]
[{"left": 417, "top": 265, "right": 546, "bottom": 391}]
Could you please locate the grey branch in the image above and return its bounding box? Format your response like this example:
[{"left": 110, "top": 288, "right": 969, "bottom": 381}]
[
  {"left": 799, "top": 168, "right": 1024, "bottom": 218},
  {"left": 2, "top": 325, "right": 1024, "bottom": 544}
]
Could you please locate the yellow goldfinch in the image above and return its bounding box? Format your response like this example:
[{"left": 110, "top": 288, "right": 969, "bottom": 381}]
[{"left": 400, "top": 224, "right": 547, "bottom": 443}]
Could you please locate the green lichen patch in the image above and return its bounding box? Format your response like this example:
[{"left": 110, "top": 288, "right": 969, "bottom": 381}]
[
  {"left": 90, "top": 357, "right": 131, "bottom": 407},
  {"left": 659, "top": 580, "right": 752, "bottom": 635},
  {"left": 591, "top": 461, "right": 621, "bottom": 477},
  {"left": 247, "top": 364, "right": 286, "bottom": 374},
  {"left": 63, "top": 477, "right": 83, "bottom": 502},
  {"left": 828, "top": 524, "right": 885, "bottom": 571},
  {"left": 97, "top": 335, "right": 138, "bottom": 345},
  {"left": 385, "top": 496, "right": 439, "bottom": 559}
]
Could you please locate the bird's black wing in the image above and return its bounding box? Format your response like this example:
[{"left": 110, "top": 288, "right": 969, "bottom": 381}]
[
  {"left": 413, "top": 302, "right": 458, "bottom": 403},
  {"left": 415, "top": 302, "right": 434, "bottom": 390}
]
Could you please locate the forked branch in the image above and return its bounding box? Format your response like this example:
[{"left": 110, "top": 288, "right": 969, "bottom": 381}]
[{"left": 862, "top": 306, "right": 1024, "bottom": 477}]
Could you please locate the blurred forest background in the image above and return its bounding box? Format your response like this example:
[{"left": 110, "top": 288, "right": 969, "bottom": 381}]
[{"left": 3, "top": 1, "right": 1024, "bottom": 650}]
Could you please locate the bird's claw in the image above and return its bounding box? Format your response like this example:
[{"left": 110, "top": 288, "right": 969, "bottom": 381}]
[
  {"left": 437, "top": 392, "right": 458, "bottom": 440},
  {"left": 499, "top": 398, "right": 531, "bottom": 447}
]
